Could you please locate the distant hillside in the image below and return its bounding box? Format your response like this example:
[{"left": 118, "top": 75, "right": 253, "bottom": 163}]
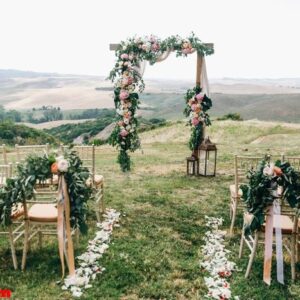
[
  {"left": 1, "top": 69, "right": 300, "bottom": 123},
  {"left": 139, "top": 93, "right": 300, "bottom": 123},
  {"left": 0, "top": 121, "right": 57, "bottom": 145}
]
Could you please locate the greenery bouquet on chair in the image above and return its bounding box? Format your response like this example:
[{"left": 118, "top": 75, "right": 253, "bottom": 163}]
[{"left": 240, "top": 158, "right": 300, "bottom": 235}]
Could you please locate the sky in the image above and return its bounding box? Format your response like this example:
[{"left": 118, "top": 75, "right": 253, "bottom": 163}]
[{"left": 0, "top": 0, "right": 299, "bottom": 80}]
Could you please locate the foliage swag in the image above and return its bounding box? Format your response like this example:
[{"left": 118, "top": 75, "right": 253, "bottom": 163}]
[
  {"left": 108, "top": 33, "right": 214, "bottom": 171},
  {"left": 0, "top": 149, "right": 92, "bottom": 233},
  {"left": 240, "top": 158, "right": 300, "bottom": 235}
]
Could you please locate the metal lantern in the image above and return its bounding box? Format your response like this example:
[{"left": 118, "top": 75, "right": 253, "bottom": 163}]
[
  {"left": 198, "top": 136, "right": 217, "bottom": 176},
  {"left": 186, "top": 156, "right": 199, "bottom": 176}
]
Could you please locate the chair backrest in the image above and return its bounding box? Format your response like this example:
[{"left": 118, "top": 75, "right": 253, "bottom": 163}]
[
  {"left": 0, "top": 144, "right": 8, "bottom": 165},
  {"left": 69, "top": 145, "right": 95, "bottom": 179},
  {"left": 15, "top": 144, "right": 50, "bottom": 163},
  {"left": 283, "top": 156, "right": 300, "bottom": 172},
  {"left": 0, "top": 164, "right": 12, "bottom": 186},
  {"left": 234, "top": 155, "right": 263, "bottom": 185}
]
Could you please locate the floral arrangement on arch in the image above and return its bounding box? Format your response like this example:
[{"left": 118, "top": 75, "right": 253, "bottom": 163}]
[
  {"left": 108, "top": 33, "right": 214, "bottom": 172},
  {"left": 240, "top": 158, "right": 300, "bottom": 235},
  {"left": 184, "top": 85, "right": 212, "bottom": 150}
]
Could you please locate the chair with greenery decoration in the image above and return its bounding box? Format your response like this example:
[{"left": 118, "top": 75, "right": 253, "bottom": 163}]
[
  {"left": 0, "top": 164, "right": 25, "bottom": 270},
  {"left": 15, "top": 144, "right": 50, "bottom": 163},
  {"left": 60, "top": 144, "right": 104, "bottom": 221},
  {"left": 229, "top": 155, "right": 263, "bottom": 235},
  {"left": 238, "top": 160, "right": 299, "bottom": 281}
]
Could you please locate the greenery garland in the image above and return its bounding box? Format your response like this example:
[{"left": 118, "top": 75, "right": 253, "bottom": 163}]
[
  {"left": 240, "top": 158, "right": 300, "bottom": 235},
  {"left": 108, "top": 33, "right": 214, "bottom": 172},
  {"left": 0, "top": 149, "right": 92, "bottom": 234}
]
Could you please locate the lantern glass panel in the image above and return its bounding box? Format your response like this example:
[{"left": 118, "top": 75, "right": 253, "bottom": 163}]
[{"left": 199, "top": 149, "right": 217, "bottom": 176}]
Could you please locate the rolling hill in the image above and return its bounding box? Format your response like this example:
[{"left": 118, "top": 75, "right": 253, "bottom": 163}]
[{"left": 1, "top": 69, "right": 300, "bottom": 123}]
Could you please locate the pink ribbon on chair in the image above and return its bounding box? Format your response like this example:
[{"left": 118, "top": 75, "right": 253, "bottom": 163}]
[
  {"left": 263, "top": 199, "right": 284, "bottom": 285},
  {"left": 57, "top": 175, "right": 75, "bottom": 278},
  {"left": 263, "top": 204, "right": 274, "bottom": 285}
]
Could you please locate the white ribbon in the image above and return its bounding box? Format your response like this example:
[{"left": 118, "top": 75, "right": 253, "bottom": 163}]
[{"left": 274, "top": 199, "right": 284, "bottom": 284}]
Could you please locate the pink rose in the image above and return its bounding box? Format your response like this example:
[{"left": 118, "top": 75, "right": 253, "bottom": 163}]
[
  {"left": 191, "top": 104, "right": 197, "bottom": 111},
  {"left": 120, "top": 53, "right": 129, "bottom": 60},
  {"left": 120, "top": 129, "right": 129, "bottom": 137},
  {"left": 192, "top": 118, "right": 200, "bottom": 126},
  {"left": 151, "top": 43, "right": 160, "bottom": 51},
  {"left": 119, "top": 90, "right": 129, "bottom": 100},
  {"left": 182, "top": 48, "right": 190, "bottom": 55},
  {"left": 117, "top": 121, "right": 124, "bottom": 126},
  {"left": 195, "top": 93, "right": 204, "bottom": 101}
]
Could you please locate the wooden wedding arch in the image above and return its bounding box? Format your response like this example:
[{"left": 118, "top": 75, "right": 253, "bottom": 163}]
[{"left": 108, "top": 36, "right": 214, "bottom": 171}]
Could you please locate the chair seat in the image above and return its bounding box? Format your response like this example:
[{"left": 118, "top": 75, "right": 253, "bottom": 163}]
[
  {"left": 28, "top": 204, "right": 57, "bottom": 222},
  {"left": 262, "top": 215, "right": 294, "bottom": 234},
  {"left": 230, "top": 184, "right": 243, "bottom": 197},
  {"left": 11, "top": 203, "right": 24, "bottom": 219}
]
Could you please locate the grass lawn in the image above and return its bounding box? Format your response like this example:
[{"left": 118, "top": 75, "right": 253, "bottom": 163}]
[{"left": 1, "top": 120, "right": 300, "bottom": 299}]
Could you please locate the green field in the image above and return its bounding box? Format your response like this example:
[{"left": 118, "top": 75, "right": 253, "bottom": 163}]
[{"left": 1, "top": 120, "right": 300, "bottom": 299}]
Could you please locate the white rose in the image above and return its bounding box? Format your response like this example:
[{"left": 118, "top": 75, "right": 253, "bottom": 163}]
[
  {"left": 126, "top": 125, "right": 131, "bottom": 130},
  {"left": 124, "top": 118, "right": 129, "bottom": 125},
  {"left": 57, "top": 159, "right": 69, "bottom": 173},
  {"left": 263, "top": 163, "right": 274, "bottom": 176}
]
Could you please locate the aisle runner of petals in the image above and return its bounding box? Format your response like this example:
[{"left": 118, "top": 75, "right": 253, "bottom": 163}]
[
  {"left": 62, "top": 209, "right": 121, "bottom": 298},
  {"left": 200, "top": 216, "right": 238, "bottom": 300}
]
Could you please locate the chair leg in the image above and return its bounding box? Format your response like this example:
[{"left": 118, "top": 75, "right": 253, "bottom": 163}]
[
  {"left": 245, "top": 231, "right": 259, "bottom": 278},
  {"left": 22, "top": 221, "right": 30, "bottom": 271},
  {"left": 38, "top": 229, "right": 42, "bottom": 249},
  {"left": 100, "top": 184, "right": 105, "bottom": 214},
  {"left": 239, "top": 223, "right": 245, "bottom": 259},
  {"left": 291, "top": 234, "right": 296, "bottom": 282},
  {"left": 229, "top": 199, "right": 237, "bottom": 236},
  {"left": 8, "top": 226, "right": 18, "bottom": 270}
]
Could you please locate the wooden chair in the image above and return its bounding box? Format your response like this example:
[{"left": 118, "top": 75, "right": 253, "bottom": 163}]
[
  {"left": 21, "top": 184, "right": 80, "bottom": 270},
  {"left": 15, "top": 144, "right": 50, "bottom": 163},
  {"left": 21, "top": 186, "right": 58, "bottom": 270},
  {"left": 0, "top": 144, "right": 8, "bottom": 165},
  {"left": 229, "top": 155, "right": 263, "bottom": 235},
  {"left": 61, "top": 144, "right": 104, "bottom": 221},
  {"left": 0, "top": 164, "right": 24, "bottom": 269},
  {"left": 0, "top": 164, "right": 12, "bottom": 187},
  {"left": 239, "top": 198, "right": 298, "bottom": 281}
]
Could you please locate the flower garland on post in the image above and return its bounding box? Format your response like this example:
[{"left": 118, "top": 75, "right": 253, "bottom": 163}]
[
  {"left": 183, "top": 85, "right": 212, "bottom": 151},
  {"left": 240, "top": 158, "right": 300, "bottom": 235},
  {"left": 108, "top": 33, "right": 214, "bottom": 172}
]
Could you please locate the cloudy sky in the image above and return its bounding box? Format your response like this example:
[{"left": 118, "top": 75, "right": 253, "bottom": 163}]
[{"left": 0, "top": 0, "right": 299, "bottom": 80}]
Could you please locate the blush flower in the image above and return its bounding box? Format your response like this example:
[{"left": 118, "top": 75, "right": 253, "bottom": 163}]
[
  {"left": 120, "top": 129, "right": 129, "bottom": 137},
  {"left": 192, "top": 118, "right": 200, "bottom": 126},
  {"left": 120, "top": 53, "right": 129, "bottom": 60},
  {"left": 119, "top": 90, "right": 129, "bottom": 100},
  {"left": 195, "top": 93, "right": 205, "bottom": 101}
]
